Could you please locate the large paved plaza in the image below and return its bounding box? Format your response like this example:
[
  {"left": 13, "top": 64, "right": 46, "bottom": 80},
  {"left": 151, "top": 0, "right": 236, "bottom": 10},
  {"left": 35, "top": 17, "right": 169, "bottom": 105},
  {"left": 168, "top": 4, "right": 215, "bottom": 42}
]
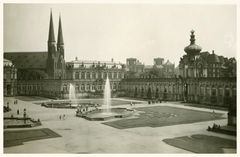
[{"left": 3, "top": 96, "right": 236, "bottom": 153}]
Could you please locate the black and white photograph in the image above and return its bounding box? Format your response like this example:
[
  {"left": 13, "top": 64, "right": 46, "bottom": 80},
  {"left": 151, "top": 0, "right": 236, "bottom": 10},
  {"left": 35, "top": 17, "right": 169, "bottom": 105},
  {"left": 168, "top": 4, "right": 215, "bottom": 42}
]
[{"left": 2, "top": 1, "right": 238, "bottom": 155}]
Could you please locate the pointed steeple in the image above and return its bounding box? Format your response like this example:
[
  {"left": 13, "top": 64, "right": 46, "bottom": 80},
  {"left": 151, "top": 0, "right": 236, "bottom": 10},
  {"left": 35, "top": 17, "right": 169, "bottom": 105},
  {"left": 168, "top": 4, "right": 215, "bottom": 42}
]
[
  {"left": 57, "top": 14, "right": 64, "bottom": 45},
  {"left": 48, "top": 9, "right": 55, "bottom": 43}
]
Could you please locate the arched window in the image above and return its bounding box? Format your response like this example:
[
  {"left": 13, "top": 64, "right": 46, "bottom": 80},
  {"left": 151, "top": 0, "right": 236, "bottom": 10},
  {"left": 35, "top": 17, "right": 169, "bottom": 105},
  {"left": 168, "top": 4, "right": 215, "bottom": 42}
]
[
  {"left": 206, "top": 86, "right": 210, "bottom": 96},
  {"left": 104, "top": 72, "right": 107, "bottom": 79},
  {"left": 225, "top": 88, "right": 230, "bottom": 97},
  {"left": 92, "top": 72, "right": 96, "bottom": 79},
  {"left": 113, "top": 83, "right": 116, "bottom": 90},
  {"left": 75, "top": 72, "right": 79, "bottom": 79},
  {"left": 98, "top": 72, "right": 102, "bottom": 79},
  {"left": 91, "top": 84, "right": 95, "bottom": 91},
  {"left": 86, "top": 84, "right": 90, "bottom": 91},
  {"left": 212, "top": 88, "right": 216, "bottom": 96},
  {"left": 114, "top": 72, "right": 117, "bottom": 79},
  {"left": 75, "top": 84, "right": 79, "bottom": 92},
  {"left": 200, "top": 86, "right": 204, "bottom": 95},
  {"left": 86, "top": 72, "right": 90, "bottom": 79},
  {"left": 120, "top": 73, "right": 124, "bottom": 79},
  {"left": 63, "top": 84, "right": 67, "bottom": 92},
  {"left": 81, "top": 84, "right": 85, "bottom": 91},
  {"left": 109, "top": 72, "right": 112, "bottom": 79},
  {"left": 81, "top": 72, "right": 85, "bottom": 79}
]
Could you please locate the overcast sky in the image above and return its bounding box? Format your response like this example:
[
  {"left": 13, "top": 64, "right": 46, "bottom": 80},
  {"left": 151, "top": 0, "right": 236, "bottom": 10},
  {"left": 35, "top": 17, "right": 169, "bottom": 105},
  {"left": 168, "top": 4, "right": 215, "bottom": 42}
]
[{"left": 4, "top": 3, "right": 236, "bottom": 65}]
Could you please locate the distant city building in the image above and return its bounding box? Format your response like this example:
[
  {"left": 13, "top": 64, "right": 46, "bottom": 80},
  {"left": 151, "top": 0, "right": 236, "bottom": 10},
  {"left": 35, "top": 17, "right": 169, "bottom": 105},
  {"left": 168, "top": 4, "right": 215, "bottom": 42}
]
[
  {"left": 126, "top": 57, "right": 175, "bottom": 78},
  {"left": 179, "top": 30, "right": 236, "bottom": 78},
  {"left": 121, "top": 30, "right": 236, "bottom": 126},
  {"left": 126, "top": 58, "right": 144, "bottom": 73},
  {"left": 4, "top": 59, "right": 17, "bottom": 96}
]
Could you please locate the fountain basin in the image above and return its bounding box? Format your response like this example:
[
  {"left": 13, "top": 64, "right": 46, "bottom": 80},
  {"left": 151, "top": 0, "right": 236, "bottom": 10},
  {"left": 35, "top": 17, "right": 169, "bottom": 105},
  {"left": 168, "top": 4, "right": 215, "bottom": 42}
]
[
  {"left": 41, "top": 101, "right": 95, "bottom": 109},
  {"left": 77, "top": 108, "right": 135, "bottom": 121},
  {"left": 4, "top": 117, "right": 41, "bottom": 128}
]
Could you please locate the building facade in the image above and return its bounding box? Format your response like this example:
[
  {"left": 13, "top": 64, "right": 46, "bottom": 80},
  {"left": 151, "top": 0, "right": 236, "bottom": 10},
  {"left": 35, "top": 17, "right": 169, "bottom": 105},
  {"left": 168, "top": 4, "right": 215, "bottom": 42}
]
[
  {"left": 126, "top": 57, "right": 175, "bottom": 78},
  {"left": 4, "top": 59, "right": 17, "bottom": 96},
  {"left": 63, "top": 59, "right": 126, "bottom": 98},
  {"left": 121, "top": 30, "right": 236, "bottom": 110},
  {"left": 4, "top": 11, "right": 126, "bottom": 98}
]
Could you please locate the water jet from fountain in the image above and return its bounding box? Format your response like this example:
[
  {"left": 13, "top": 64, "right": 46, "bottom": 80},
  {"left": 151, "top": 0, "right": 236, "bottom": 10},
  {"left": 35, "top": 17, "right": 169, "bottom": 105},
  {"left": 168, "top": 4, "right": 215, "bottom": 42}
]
[
  {"left": 103, "top": 76, "right": 111, "bottom": 114},
  {"left": 69, "top": 83, "right": 76, "bottom": 105}
]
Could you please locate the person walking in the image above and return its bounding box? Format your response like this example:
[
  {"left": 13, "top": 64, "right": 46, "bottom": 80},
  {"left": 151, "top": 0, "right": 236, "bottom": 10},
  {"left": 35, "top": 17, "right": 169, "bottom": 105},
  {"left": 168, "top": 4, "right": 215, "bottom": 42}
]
[
  {"left": 59, "top": 115, "right": 62, "bottom": 120},
  {"left": 17, "top": 109, "right": 19, "bottom": 115},
  {"left": 63, "top": 114, "right": 65, "bottom": 120}
]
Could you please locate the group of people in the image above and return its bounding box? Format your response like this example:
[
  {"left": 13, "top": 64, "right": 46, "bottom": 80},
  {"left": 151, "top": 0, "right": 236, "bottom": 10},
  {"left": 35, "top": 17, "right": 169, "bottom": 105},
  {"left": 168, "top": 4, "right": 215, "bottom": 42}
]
[
  {"left": 76, "top": 103, "right": 100, "bottom": 116},
  {"left": 13, "top": 100, "right": 18, "bottom": 104},
  {"left": 207, "top": 123, "right": 221, "bottom": 131},
  {"left": 5, "top": 99, "right": 18, "bottom": 110},
  {"left": 59, "top": 114, "right": 66, "bottom": 120},
  {"left": 130, "top": 102, "right": 136, "bottom": 106},
  {"left": 148, "top": 99, "right": 162, "bottom": 104}
]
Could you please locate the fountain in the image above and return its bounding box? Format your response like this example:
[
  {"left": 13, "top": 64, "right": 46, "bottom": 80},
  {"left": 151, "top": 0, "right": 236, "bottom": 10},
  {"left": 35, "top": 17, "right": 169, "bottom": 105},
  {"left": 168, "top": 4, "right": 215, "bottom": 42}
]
[
  {"left": 103, "top": 76, "right": 111, "bottom": 114},
  {"left": 76, "top": 75, "right": 135, "bottom": 121},
  {"left": 69, "top": 83, "right": 76, "bottom": 100},
  {"left": 69, "top": 83, "right": 78, "bottom": 107}
]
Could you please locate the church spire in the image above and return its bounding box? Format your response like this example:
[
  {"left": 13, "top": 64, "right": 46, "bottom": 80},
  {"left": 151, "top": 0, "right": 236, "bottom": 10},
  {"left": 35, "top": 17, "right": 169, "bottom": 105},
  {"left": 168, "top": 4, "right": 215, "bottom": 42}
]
[
  {"left": 48, "top": 9, "right": 55, "bottom": 43},
  {"left": 57, "top": 14, "right": 64, "bottom": 45}
]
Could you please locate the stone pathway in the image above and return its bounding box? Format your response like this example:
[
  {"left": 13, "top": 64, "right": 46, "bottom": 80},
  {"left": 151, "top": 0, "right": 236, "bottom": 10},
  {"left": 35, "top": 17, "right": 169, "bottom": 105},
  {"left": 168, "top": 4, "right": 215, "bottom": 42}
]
[{"left": 4, "top": 97, "right": 235, "bottom": 153}]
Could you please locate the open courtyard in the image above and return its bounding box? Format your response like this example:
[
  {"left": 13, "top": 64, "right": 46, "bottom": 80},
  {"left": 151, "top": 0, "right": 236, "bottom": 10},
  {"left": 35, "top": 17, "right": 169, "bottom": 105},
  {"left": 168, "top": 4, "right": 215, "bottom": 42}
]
[{"left": 3, "top": 96, "right": 236, "bottom": 153}]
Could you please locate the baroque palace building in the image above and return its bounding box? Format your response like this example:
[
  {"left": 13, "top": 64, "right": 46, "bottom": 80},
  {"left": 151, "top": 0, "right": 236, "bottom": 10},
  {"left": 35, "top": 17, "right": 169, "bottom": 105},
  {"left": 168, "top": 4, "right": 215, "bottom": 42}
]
[
  {"left": 4, "top": 11, "right": 126, "bottom": 99},
  {"left": 3, "top": 11, "right": 236, "bottom": 125},
  {"left": 120, "top": 30, "right": 236, "bottom": 126}
]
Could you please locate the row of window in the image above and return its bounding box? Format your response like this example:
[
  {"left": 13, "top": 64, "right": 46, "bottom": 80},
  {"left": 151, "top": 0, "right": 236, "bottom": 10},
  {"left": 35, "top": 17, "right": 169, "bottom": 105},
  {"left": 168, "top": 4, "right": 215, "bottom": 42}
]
[
  {"left": 74, "top": 72, "right": 124, "bottom": 80},
  {"left": 129, "top": 86, "right": 235, "bottom": 97},
  {"left": 63, "top": 83, "right": 120, "bottom": 91},
  {"left": 200, "top": 87, "right": 236, "bottom": 96},
  {"left": 17, "top": 85, "right": 42, "bottom": 91},
  {"left": 130, "top": 86, "right": 182, "bottom": 94},
  {"left": 4, "top": 72, "right": 17, "bottom": 80}
]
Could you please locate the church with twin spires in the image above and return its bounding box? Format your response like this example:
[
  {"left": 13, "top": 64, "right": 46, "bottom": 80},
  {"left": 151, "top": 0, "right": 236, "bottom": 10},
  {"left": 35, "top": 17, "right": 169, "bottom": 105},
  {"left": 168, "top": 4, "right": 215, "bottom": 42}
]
[
  {"left": 5, "top": 11, "right": 66, "bottom": 81},
  {"left": 4, "top": 11, "right": 126, "bottom": 97}
]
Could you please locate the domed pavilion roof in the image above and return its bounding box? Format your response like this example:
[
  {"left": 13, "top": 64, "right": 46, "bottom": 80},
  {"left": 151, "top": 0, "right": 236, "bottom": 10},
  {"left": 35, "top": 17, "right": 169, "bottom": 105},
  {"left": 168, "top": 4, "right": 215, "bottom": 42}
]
[
  {"left": 208, "top": 50, "right": 220, "bottom": 63},
  {"left": 184, "top": 30, "right": 202, "bottom": 56}
]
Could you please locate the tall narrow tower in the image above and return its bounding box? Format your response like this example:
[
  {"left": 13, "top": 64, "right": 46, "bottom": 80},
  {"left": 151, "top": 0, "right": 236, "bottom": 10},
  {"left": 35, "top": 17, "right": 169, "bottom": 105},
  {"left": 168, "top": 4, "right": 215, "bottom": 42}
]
[
  {"left": 48, "top": 10, "right": 56, "bottom": 55},
  {"left": 47, "top": 10, "right": 56, "bottom": 78},
  {"left": 57, "top": 14, "right": 64, "bottom": 58},
  {"left": 56, "top": 14, "right": 66, "bottom": 79}
]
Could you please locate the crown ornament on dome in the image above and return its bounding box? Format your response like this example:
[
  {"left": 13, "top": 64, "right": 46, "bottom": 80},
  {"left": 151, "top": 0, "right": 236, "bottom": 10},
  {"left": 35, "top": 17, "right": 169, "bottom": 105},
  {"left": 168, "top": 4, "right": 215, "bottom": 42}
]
[{"left": 190, "top": 30, "right": 195, "bottom": 44}]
